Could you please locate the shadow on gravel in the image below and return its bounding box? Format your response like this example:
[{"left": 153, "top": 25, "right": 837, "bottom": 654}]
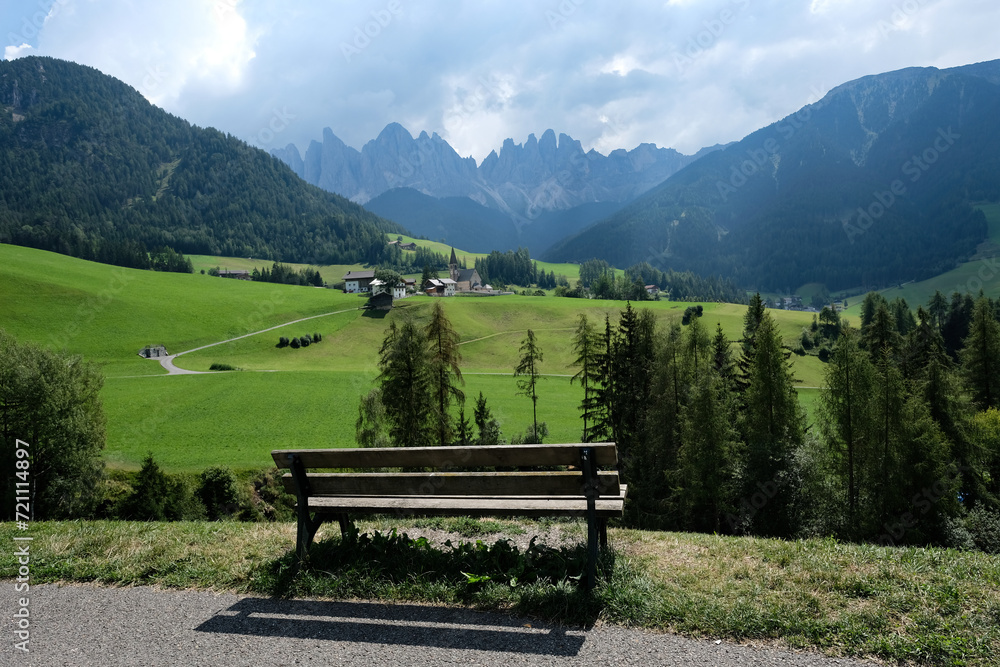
[{"left": 194, "top": 597, "right": 587, "bottom": 656}]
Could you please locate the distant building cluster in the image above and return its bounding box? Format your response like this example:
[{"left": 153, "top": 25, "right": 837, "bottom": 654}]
[{"left": 342, "top": 247, "right": 498, "bottom": 309}]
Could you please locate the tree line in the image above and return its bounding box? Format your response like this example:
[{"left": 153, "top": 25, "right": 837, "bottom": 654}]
[{"left": 568, "top": 293, "right": 999, "bottom": 551}]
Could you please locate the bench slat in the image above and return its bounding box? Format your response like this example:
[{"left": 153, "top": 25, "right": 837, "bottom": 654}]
[
  {"left": 272, "top": 443, "right": 618, "bottom": 470},
  {"left": 305, "top": 494, "right": 626, "bottom": 518},
  {"left": 281, "top": 471, "right": 621, "bottom": 497}
]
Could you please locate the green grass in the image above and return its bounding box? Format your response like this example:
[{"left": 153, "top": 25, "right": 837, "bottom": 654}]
[
  {"left": 3, "top": 244, "right": 823, "bottom": 472},
  {"left": 0, "top": 244, "right": 356, "bottom": 377},
  {"left": 3, "top": 520, "right": 997, "bottom": 665}
]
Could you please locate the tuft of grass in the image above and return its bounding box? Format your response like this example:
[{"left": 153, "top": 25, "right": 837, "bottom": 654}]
[{"left": 2, "top": 521, "right": 998, "bottom": 665}]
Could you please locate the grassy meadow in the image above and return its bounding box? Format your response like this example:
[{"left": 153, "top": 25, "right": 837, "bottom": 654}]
[{"left": 2, "top": 243, "right": 824, "bottom": 471}]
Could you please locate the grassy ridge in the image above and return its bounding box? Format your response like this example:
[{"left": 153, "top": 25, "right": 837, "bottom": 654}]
[
  {"left": 2, "top": 519, "right": 997, "bottom": 666},
  {"left": 2, "top": 243, "right": 825, "bottom": 471}
]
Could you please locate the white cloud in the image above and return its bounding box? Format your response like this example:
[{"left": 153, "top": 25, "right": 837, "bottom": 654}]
[
  {"left": 4, "top": 43, "right": 33, "bottom": 60},
  {"left": 3, "top": 0, "right": 998, "bottom": 162},
  {"left": 33, "top": 0, "right": 256, "bottom": 108}
]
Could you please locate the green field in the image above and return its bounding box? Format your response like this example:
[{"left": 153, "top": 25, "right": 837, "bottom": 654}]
[{"left": 3, "top": 244, "right": 823, "bottom": 471}]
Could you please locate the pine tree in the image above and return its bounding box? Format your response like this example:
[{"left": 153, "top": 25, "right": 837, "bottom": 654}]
[
  {"left": 591, "top": 315, "right": 616, "bottom": 444},
  {"left": 711, "top": 322, "right": 736, "bottom": 391},
  {"left": 676, "top": 362, "right": 736, "bottom": 533},
  {"left": 377, "top": 321, "right": 432, "bottom": 447},
  {"left": 960, "top": 297, "right": 1000, "bottom": 411},
  {"left": 739, "top": 312, "right": 804, "bottom": 537},
  {"left": 861, "top": 301, "right": 902, "bottom": 362},
  {"left": 356, "top": 388, "right": 392, "bottom": 448},
  {"left": 819, "top": 327, "right": 877, "bottom": 537},
  {"left": 570, "top": 314, "right": 602, "bottom": 442},
  {"left": 514, "top": 330, "right": 544, "bottom": 439},
  {"left": 425, "top": 301, "right": 465, "bottom": 446},
  {"left": 472, "top": 392, "right": 504, "bottom": 446}
]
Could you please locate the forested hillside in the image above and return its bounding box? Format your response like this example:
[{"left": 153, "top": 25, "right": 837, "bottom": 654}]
[
  {"left": 0, "top": 57, "right": 403, "bottom": 267},
  {"left": 546, "top": 61, "right": 1000, "bottom": 292}
]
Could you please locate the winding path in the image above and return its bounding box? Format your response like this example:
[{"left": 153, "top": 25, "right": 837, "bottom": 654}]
[{"left": 155, "top": 307, "right": 361, "bottom": 375}]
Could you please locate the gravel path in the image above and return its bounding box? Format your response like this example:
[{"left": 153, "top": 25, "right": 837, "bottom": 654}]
[
  {"left": 4, "top": 584, "right": 876, "bottom": 666},
  {"left": 152, "top": 306, "right": 360, "bottom": 375}
]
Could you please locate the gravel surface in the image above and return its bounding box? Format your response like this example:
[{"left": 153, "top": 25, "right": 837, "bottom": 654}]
[{"left": 3, "top": 584, "right": 878, "bottom": 666}]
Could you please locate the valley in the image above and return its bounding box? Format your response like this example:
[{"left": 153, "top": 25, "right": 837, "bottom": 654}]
[{"left": 2, "top": 243, "right": 822, "bottom": 471}]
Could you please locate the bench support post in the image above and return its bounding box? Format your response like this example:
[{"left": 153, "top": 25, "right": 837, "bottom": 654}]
[
  {"left": 288, "top": 453, "right": 324, "bottom": 563},
  {"left": 580, "top": 447, "right": 599, "bottom": 592}
]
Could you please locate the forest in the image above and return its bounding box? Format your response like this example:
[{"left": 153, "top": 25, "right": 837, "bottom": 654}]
[
  {"left": 0, "top": 56, "right": 403, "bottom": 269},
  {"left": 365, "top": 291, "right": 1000, "bottom": 553}
]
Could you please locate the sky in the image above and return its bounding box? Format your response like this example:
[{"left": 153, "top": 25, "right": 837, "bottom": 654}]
[{"left": 3, "top": 0, "right": 999, "bottom": 162}]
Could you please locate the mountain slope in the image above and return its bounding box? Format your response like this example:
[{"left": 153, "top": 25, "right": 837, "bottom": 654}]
[
  {"left": 545, "top": 61, "right": 1000, "bottom": 292},
  {"left": 0, "top": 56, "right": 403, "bottom": 267},
  {"left": 365, "top": 187, "right": 623, "bottom": 255}
]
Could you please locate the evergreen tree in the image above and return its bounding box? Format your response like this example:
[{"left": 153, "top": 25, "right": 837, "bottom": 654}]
[
  {"left": 590, "top": 315, "right": 616, "bottom": 444},
  {"left": 960, "top": 297, "right": 1000, "bottom": 411},
  {"left": 570, "top": 314, "right": 602, "bottom": 442},
  {"left": 861, "top": 301, "right": 903, "bottom": 362},
  {"left": 676, "top": 359, "right": 736, "bottom": 533},
  {"left": 711, "top": 323, "right": 736, "bottom": 391},
  {"left": 356, "top": 388, "right": 392, "bottom": 448},
  {"left": 736, "top": 292, "right": 766, "bottom": 395},
  {"left": 425, "top": 301, "right": 465, "bottom": 446},
  {"left": 453, "top": 408, "right": 474, "bottom": 446},
  {"left": 928, "top": 290, "right": 949, "bottom": 331},
  {"left": 818, "top": 327, "right": 877, "bottom": 537},
  {"left": 738, "top": 313, "right": 804, "bottom": 537},
  {"left": 377, "top": 321, "right": 432, "bottom": 447},
  {"left": 472, "top": 392, "right": 504, "bottom": 446},
  {"left": 514, "top": 330, "right": 544, "bottom": 440}
]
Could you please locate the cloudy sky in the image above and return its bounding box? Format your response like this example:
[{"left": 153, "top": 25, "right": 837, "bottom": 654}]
[{"left": 3, "top": 0, "right": 999, "bottom": 161}]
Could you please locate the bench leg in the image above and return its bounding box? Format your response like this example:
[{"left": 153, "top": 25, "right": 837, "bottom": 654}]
[
  {"left": 337, "top": 513, "right": 351, "bottom": 538},
  {"left": 296, "top": 510, "right": 324, "bottom": 562},
  {"left": 599, "top": 519, "right": 608, "bottom": 548}
]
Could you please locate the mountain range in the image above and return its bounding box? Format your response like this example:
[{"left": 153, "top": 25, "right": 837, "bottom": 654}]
[
  {"left": 272, "top": 125, "right": 723, "bottom": 254},
  {"left": 2, "top": 55, "right": 997, "bottom": 295},
  {"left": 545, "top": 61, "right": 1000, "bottom": 291}
]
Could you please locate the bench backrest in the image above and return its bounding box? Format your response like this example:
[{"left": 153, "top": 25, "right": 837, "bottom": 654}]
[{"left": 272, "top": 443, "right": 621, "bottom": 498}]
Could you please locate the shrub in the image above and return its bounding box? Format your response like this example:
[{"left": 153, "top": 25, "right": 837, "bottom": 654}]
[
  {"left": 276, "top": 336, "right": 289, "bottom": 348},
  {"left": 965, "top": 505, "right": 1000, "bottom": 554},
  {"left": 198, "top": 466, "right": 240, "bottom": 520},
  {"left": 120, "top": 454, "right": 205, "bottom": 520},
  {"left": 209, "top": 363, "right": 236, "bottom": 371},
  {"left": 299, "top": 336, "right": 310, "bottom": 347},
  {"left": 243, "top": 468, "right": 295, "bottom": 521},
  {"left": 290, "top": 337, "right": 300, "bottom": 349},
  {"left": 313, "top": 332, "right": 322, "bottom": 342}
]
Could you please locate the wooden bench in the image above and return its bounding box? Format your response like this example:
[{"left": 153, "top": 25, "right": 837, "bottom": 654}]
[{"left": 271, "top": 443, "right": 627, "bottom": 589}]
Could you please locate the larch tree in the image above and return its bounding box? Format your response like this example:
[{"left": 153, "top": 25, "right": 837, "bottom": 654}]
[
  {"left": 425, "top": 301, "right": 465, "bottom": 446},
  {"left": 514, "top": 329, "right": 544, "bottom": 441},
  {"left": 738, "top": 312, "right": 804, "bottom": 537},
  {"left": 961, "top": 297, "right": 1000, "bottom": 411},
  {"left": 819, "top": 327, "right": 877, "bottom": 537},
  {"left": 570, "top": 314, "right": 602, "bottom": 442},
  {"left": 377, "top": 320, "right": 432, "bottom": 448}
]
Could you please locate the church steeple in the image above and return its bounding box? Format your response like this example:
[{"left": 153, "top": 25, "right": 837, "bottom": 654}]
[{"left": 449, "top": 247, "right": 458, "bottom": 282}]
